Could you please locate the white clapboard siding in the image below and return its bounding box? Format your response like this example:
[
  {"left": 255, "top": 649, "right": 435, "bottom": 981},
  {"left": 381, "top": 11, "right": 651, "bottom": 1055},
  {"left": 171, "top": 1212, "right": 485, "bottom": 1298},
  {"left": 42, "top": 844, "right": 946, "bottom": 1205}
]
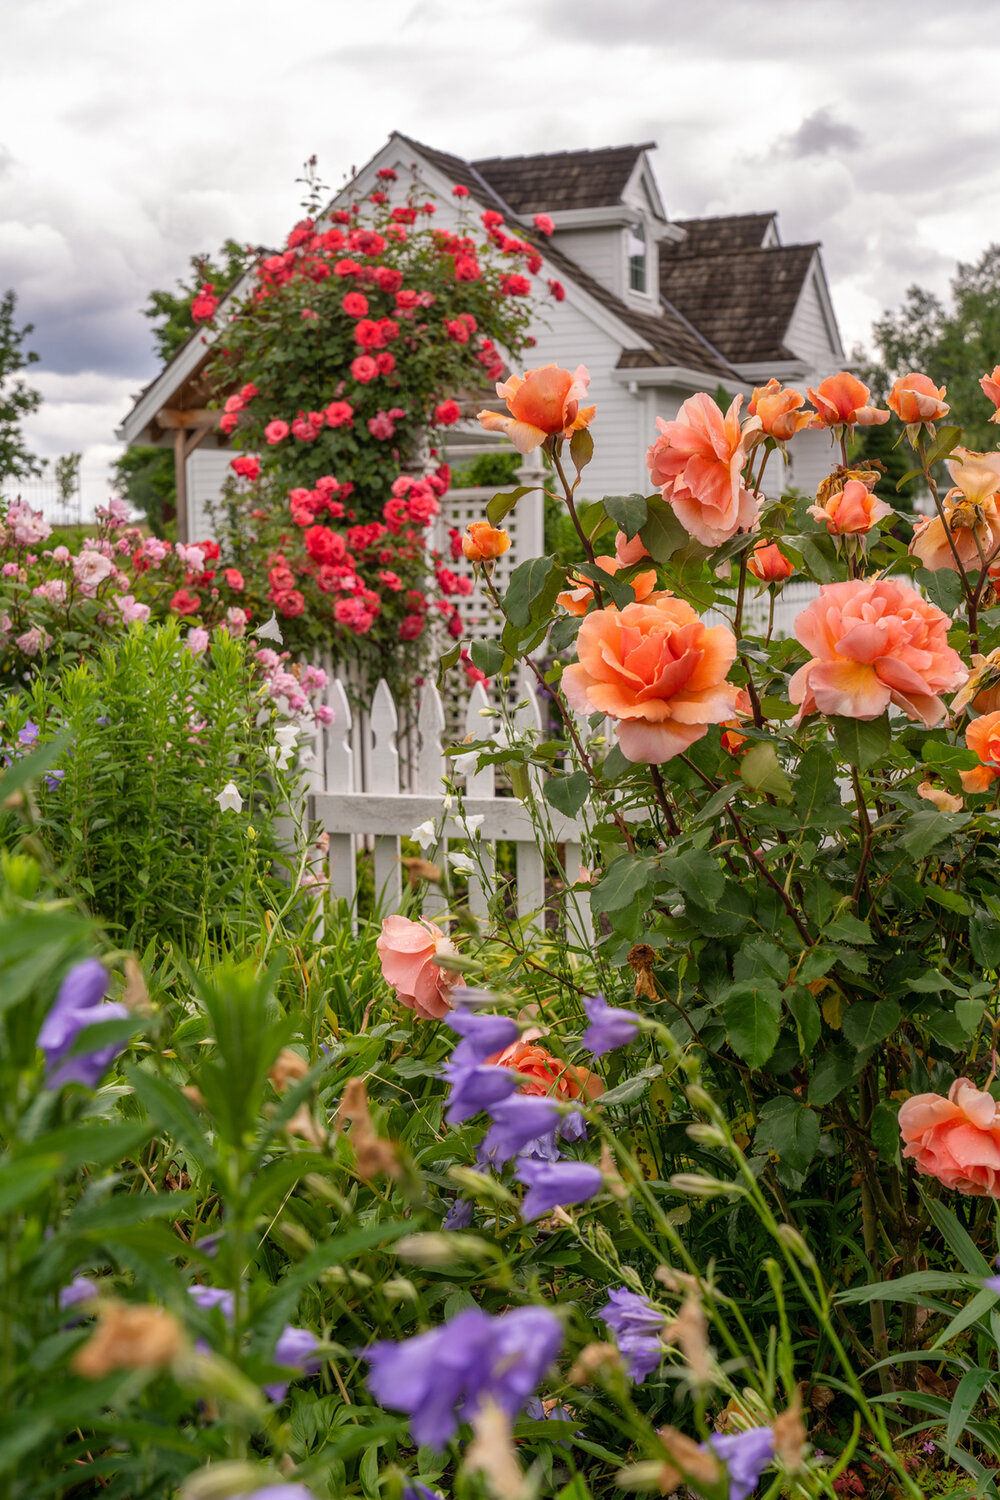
[{"left": 308, "top": 673, "right": 590, "bottom": 938}]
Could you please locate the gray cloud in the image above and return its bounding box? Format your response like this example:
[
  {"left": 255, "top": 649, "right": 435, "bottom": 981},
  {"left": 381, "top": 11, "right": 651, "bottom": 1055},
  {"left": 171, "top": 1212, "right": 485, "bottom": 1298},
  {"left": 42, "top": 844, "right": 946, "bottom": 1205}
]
[{"left": 781, "top": 108, "right": 862, "bottom": 159}]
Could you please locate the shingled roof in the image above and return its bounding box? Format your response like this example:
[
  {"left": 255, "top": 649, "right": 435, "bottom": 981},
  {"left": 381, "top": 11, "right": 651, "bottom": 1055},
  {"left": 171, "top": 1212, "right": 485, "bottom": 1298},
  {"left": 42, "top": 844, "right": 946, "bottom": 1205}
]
[
  {"left": 472, "top": 144, "right": 655, "bottom": 215},
  {"left": 663, "top": 213, "right": 777, "bottom": 260},
  {"left": 659, "top": 242, "right": 819, "bottom": 364}
]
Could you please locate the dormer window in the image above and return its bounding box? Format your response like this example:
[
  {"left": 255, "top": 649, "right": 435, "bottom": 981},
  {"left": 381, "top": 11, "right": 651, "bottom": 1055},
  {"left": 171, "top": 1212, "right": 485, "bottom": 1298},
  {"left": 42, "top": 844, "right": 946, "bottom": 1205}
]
[{"left": 627, "top": 222, "right": 647, "bottom": 292}]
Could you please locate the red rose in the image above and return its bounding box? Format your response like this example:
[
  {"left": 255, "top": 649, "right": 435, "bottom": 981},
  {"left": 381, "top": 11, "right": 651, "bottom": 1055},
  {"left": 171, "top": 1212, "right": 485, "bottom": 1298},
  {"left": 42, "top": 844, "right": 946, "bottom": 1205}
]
[
  {"left": 481, "top": 210, "right": 503, "bottom": 229},
  {"left": 375, "top": 266, "right": 403, "bottom": 294},
  {"left": 304, "top": 526, "right": 347, "bottom": 565},
  {"left": 275, "top": 590, "right": 305, "bottom": 618},
  {"left": 547, "top": 279, "right": 565, "bottom": 302},
  {"left": 170, "top": 588, "right": 201, "bottom": 615},
  {"left": 223, "top": 567, "right": 244, "bottom": 591},
  {"left": 324, "top": 400, "right": 353, "bottom": 428},
  {"left": 230, "top": 455, "right": 260, "bottom": 481},
  {"left": 435, "top": 400, "right": 461, "bottom": 426},
  {"left": 501, "top": 273, "right": 531, "bottom": 296},
  {"left": 399, "top": 614, "right": 425, "bottom": 641},
  {"left": 452, "top": 184, "right": 469, "bottom": 197},
  {"left": 375, "top": 351, "right": 396, "bottom": 375},
  {"left": 351, "top": 355, "right": 377, "bottom": 384},
  {"left": 191, "top": 284, "right": 218, "bottom": 323},
  {"left": 453, "top": 255, "right": 480, "bottom": 282},
  {"left": 342, "top": 291, "right": 369, "bottom": 317}
]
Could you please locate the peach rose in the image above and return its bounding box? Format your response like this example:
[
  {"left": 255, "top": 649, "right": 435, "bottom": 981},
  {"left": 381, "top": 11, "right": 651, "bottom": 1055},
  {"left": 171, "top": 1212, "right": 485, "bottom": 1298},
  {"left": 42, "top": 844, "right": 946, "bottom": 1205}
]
[
  {"left": 952, "top": 648, "right": 1000, "bottom": 715},
  {"left": 646, "top": 392, "right": 761, "bottom": 547},
  {"left": 463, "top": 522, "right": 511, "bottom": 562},
  {"left": 959, "top": 710, "right": 1000, "bottom": 794},
  {"left": 887, "top": 372, "right": 949, "bottom": 426},
  {"left": 917, "top": 780, "right": 963, "bottom": 813},
  {"left": 909, "top": 447, "right": 1000, "bottom": 573},
  {"left": 981, "top": 365, "right": 1000, "bottom": 423},
  {"left": 556, "top": 554, "right": 658, "bottom": 616},
  {"left": 377, "top": 914, "right": 459, "bottom": 1020},
  {"left": 807, "top": 478, "right": 892, "bottom": 535},
  {"left": 747, "top": 378, "right": 811, "bottom": 442},
  {"left": 899, "top": 1078, "right": 1000, "bottom": 1196},
  {"left": 806, "top": 372, "right": 889, "bottom": 430},
  {"left": 747, "top": 540, "right": 794, "bottom": 583},
  {"left": 789, "top": 578, "right": 967, "bottom": 726},
  {"left": 561, "top": 595, "right": 739, "bottom": 763},
  {"left": 615, "top": 529, "right": 651, "bottom": 567},
  {"left": 489, "top": 1037, "right": 604, "bottom": 1102},
  {"left": 478, "top": 364, "right": 595, "bottom": 453}
]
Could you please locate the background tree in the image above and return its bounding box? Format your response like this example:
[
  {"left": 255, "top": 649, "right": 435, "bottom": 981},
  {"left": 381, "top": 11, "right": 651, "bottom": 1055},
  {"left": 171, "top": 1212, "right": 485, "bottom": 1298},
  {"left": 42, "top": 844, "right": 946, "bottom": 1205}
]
[
  {"left": 114, "top": 240, "right": 255, "bottom": 531},
  {"left": 0, "top": 289, "right": 42, "bottom": 484}
]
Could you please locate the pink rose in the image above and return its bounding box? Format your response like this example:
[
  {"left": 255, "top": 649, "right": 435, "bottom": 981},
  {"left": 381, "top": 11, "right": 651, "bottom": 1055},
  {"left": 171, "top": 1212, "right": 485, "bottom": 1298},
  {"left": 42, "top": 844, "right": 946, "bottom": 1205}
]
[
  {"left": 115, "top": 595, "right": 150, "bottom": 624},
  {"left": 899, "top": 1078, "right": 1000, "bottom": 1196},
  {"left": 376, "top": 914, "right": 458, "bottom": 1020},
  {"left": 73, "top": 549, "right": 114, "bottom": 592},
  {"left": 265, "top": 420, "right": 290, "bottom": 445},
  {"left": 646, "top": 392, "right": 760, "bottom": 547},
  {"left": 789, "top": 578, "right": 967, "bottom": 726}
]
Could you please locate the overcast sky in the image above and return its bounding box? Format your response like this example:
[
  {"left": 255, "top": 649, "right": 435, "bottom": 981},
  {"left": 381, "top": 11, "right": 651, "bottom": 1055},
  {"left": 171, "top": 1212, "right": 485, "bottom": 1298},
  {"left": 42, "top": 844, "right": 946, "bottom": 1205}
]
[{"left": 2, "top": 0, "right": 997, "bottom": 508}]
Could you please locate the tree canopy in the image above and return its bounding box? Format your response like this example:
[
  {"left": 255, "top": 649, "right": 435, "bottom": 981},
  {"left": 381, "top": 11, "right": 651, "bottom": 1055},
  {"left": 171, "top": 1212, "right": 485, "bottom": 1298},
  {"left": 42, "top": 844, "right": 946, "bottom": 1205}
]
[
  {"left": 0, "top": 290, "right": 42, "bottom": 484},
  {"left": 143, "top": 239, "right": 255, "bottom": 363}
]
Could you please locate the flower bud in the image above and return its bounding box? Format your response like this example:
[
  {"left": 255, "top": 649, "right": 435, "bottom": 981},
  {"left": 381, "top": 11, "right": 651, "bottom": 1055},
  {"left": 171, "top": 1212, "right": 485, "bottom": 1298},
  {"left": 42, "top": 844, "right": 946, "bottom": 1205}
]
[
  {"left": 775, "top": 1223, "right": 815, "bottom": 1265},
  {"left": 669, "top": 1172, "right": 743, "bottom": 1198},
  {"left": 686, "top": 1122, "right": 727, "bottom": 1147},
  {"left": 463, "top": 522, "right": 511, "bottom": 563}
]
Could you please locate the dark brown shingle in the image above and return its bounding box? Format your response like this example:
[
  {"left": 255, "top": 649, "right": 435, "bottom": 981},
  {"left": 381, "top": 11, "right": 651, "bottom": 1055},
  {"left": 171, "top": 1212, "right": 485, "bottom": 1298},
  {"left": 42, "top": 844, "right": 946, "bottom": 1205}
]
[
  {"left": 473, "top": 144, "right": 655, "bottom": 214},
  {"left": 659, "top": 243, "right": 818, "bottom": 364},
  {"left": 665, "top": 213, "right": 777, "bottom": 260}
]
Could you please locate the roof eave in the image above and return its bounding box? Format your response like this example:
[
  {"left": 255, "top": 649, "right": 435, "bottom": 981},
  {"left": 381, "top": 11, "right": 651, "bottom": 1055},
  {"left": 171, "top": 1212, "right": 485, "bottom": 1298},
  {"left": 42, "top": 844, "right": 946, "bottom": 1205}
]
[{"left": 613, "top": 365, "right": 749, "bottom": 396}]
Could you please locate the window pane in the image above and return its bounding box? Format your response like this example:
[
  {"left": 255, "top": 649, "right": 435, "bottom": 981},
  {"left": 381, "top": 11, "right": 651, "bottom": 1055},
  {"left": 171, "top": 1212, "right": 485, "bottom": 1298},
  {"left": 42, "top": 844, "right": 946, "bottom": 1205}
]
[{"left": 627, "top": 222, "right": 646, "bottom": 292}]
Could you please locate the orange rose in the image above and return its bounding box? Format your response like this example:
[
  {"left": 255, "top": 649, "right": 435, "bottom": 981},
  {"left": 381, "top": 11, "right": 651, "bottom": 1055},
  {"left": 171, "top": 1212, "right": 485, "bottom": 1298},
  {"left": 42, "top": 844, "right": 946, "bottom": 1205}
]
[
  {"left": 478, "top": 363, "right": 595, "bottom": 453},
  {"left": 909, "top": 448, "right": 1000, "bottom": 573},
  {"left": 614, "top": 529, "right": 651, "bottom": 567},
  {"left": 887, "top": 372, "right": 949, "bottom": 426},
  {"left": 646, "top": 392, "right": 760, "bottom": 547},
  {"left": 561, "top": 595, "right": 738, "bottom": 763},
  {"left": 462, "top": 522, "right": 511, "bottom": 563},
  {"left": 377, "top": 914, "right": 459, "bottom": 1020},
  {"left": 746, "top": 540, "right": 794, "bottom": 582},
  {"left": 980, "top": 365, "right": 1000, "bottom": 423},
  {"left": 747, "top": 378, "right": 811, "bottom": 442},
  {"left": 960, "top": 710, "right": 1000, "bottom": 794},
  {"left": 789, "top": 578, "right": 967, "bottom": 726},
  {"left": 556, "top": 554, "right": 658, "bottom": 616},
  {"left": 807, "top": 478, "right": 892, "bottom": 535},
  {"left": 489, "top": 1037, "right": 604, "bottom": 1102},
  {"left": 806, "top": 372, "right": 889, "bottom": 431},
  {"left": 899, "top": 1078, "right": 1000, "bottom": 1196},
  {"left": 917, "top": 780, "right": 963, "bottom": 813},
  {"left": 952, "top": 648, "right": 1000, "bottom": 715}
]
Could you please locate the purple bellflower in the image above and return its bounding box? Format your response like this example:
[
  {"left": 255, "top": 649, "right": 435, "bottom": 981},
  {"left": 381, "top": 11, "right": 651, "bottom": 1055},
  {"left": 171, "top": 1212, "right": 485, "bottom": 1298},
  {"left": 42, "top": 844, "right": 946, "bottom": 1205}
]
[
  {"left": 402, "top": 1486, "right": 443, "bottom": 1500},
  {"left": 442, "top": 1007, "right": 521, "bottom": 1124},
  {"left": 705, "top": 1427, "right": 776, "bottom": 1500},
  {"left": 366, "top": 1304, "right": 562, "bottom": 1448},
  {"left": 37, "top": 959, "right": 129, "bottom": 1088},
  {"left": 446, "top": 1009, "right": 519, "bottom": 1066},
  {"left": 188, "top": 1284, "right": 236, "bottom": 1318},
  {"left": 264, "top": 1324, "right": 322, "bottom": 1402},
  {"left": 581, "top": 993, "right": 640, "bottom": 1057},
  {"left": 479, "top": 1096, "right": 561, "bottom": 1166},
  {"left": 442, "top": 1198, "right": 474, "bottom": 1230},
  {"left": 599, "top": 1286, "right": 666, "bottom": 1381},
  {"left": 59, "top": 1275, "right": 99, "bottom": 1312},
  {"left": 246, "top": 1488, "right": 318, "bottom": 1500},
  {"left": 515, "top": 1158, "right": 603, "bottom": 1221}
]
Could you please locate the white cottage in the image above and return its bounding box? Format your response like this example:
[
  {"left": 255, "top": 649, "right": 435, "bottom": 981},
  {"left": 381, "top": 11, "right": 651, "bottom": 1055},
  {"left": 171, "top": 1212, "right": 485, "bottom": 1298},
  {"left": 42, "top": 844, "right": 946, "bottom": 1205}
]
[{"left": 117, "top": 133, "right": 847, "bottom": 539}]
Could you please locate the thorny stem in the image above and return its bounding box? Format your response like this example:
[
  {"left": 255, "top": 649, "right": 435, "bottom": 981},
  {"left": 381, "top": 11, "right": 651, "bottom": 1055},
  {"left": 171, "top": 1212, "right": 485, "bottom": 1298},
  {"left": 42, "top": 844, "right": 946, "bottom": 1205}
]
[
  {"left": 649, "top": 765, "right": 680, "bottom": 838},
  {"left": 917, "top": 438, "right": 977, "bottom": 644},
  {"left": 851, "top": 768, "right": 874, "bottom": 913}
]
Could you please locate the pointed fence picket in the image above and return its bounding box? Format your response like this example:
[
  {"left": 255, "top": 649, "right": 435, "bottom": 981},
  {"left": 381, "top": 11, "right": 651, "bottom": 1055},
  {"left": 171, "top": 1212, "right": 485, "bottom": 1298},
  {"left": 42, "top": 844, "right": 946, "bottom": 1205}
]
[{"left": 307, "top": 670, "right": 591, "bottom": 938}]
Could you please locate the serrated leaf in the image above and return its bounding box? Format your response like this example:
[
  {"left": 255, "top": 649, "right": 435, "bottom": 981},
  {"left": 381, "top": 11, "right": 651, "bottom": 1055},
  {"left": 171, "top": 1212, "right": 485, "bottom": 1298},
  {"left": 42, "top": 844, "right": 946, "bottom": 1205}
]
[
  {"left": 573, "top": 560, "right": 635, "bottom": 609},
  {"left": 831, "top": 713, "right": 891, "bottom": 769},
  {"left": 543, "top": 771, "right": 590, "bottom": 818},
  {"left": 661, "top": 848, "right": 725, "bottom": 906},
  {"left": 916, "top": 565, "right": 965, "bottom": 615},
  {"left": 603, "top": 494, "right": 649, "bottom": 537},
  {"left": 570, "top": 426, "right": 594, "bottom": 473},
  {"left": 970, "top": 908, "right": 1000, "bottom": 969},
  {"left": 502, "top": 555, "right": 563, "bottom": 628},
  {"left": 754, "top": 1096, "right": 820, "bottom": 1179},
  {"left": 469, "top": 639, "right": 507, "bottom": 677},
  {"left": 723, "top": 982, "right": 781, "bottom": 1069},
  {"left": 900, "top": 808, "right": 969, "bottom": 859},
  {"left": 871, "top": 1101, "right": 901, "bottom": 1163},
  {"left": 808, "top": 1046, "right": 857, "bottom": 1106},
  {"left": 639, "top": 495, "right": 691, "bottom": 565},
  {"left": 599, "top": 1065, "right": 662, "bottom": 1108},
  {"left": 739, "top": 741, "right": 793, "bottom": 803},
  {"left": 590, "top": 855, "right": 656, "bottom": 916},
  {"left": 485, "top": 485, "right": 537, "bottom": 527},
  {"left": 923, "top": 424, "right": 963, "bottom": 468},
  {"left": 785, "top": 986, "right": 821, "bottom": 1055},
  {"left": 793, "top": 744, "right": 839, "bottom": 822},
  {"left": 842, "top": 999, "right": 901, "bottom": 1050}
]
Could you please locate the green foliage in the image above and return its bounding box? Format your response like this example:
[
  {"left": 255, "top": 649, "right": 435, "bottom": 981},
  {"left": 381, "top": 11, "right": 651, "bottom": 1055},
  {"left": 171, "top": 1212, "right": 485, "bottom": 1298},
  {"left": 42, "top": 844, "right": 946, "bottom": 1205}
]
[
  {"left": 144, "top": 238, "right": 253, "bottom": 363},
  {"left": 449, "top": 451, "right": 520, "bottom": 489},
  {"left": 0, "top": 289, "right": 42, "bottom": 483},
  {"left": 111, "top": 444, "right": 176, "bottom": 534}
]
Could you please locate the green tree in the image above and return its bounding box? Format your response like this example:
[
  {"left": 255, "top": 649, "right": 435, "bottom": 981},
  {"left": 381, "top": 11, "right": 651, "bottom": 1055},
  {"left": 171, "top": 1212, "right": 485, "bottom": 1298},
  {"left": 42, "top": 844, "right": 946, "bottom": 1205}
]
[
  {"left": 143, "top": 237, "right": 254, "bottom": 362},
  {"left": 0, "top": 289, "right": 42, "bottom": 483},
  {"left": 110, "top": 445, "right": 175, "bottom": 535}
]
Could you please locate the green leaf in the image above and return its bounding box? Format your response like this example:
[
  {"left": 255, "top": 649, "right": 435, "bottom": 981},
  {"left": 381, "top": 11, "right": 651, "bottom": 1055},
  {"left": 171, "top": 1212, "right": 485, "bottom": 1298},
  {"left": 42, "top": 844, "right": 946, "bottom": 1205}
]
[
  {"left": 723, "top": 982, "right": 782, "bottom": 1069},
  {"left": 946, "top": 1368, "right": 995, "bottom": 1450},
  {"left": 831, "top": 714, "right": 891, "bottom": 769},
  {"left": 485, "top": 485, "right": 537, "bottom": 527},
  {"left": 793, "top": 745, "right": 839, "bottom": 822},
  {"left": 784, "top": 986, "right": 821, "bottom": 1056},
  {"left": 871, "top": 1101, "right": 901, "bottom": 1162},
  {"left": 916, "top": 566, "right": 965, "bottom": 615},
  {"left": 590, "top": 855, "right": 656, "bottom": 917},
  {"left": 436, "top": 643, "right": 461, "bottom": 685},
  {"left": 787, "top": 532, "right": 840, "bottom": 584},
  {"left": 922, "top": 1193, "right": 992, "bottom": 1275},
  {"left": 900, "top": 808, "right": 969, "bottom": 860},
  {"left": 603, "top": 494, "right": 649, "bottom": 537},
  {"left": 502, "top": 555, "right": 563, "bottom": 629},
  {"left": 543, "top": 771, "right": 590, "bottom": 819},
  {"left": 754, "top": 1097, "right": 820, "bottom": 1181},
  {"left": 0, "top": 732, "right": 71, "bottom": 804},
  {"left": 599, "top": 1065, "right": 662, "bottom": 1108},
  {"left": 126, "top": 1065, "right": 209, "bottom": 1171},
  {"left": 824, "top": 913, "right": 874, "bottom": 944},
  {"left": 808, "top": 1046, "right": 857, "bottom": 1106},
  {"left": 469, "top": 639, "right": 508, "bottom": 677},
  {"left": 971, "top": 908, "right": 1000, "bottom": 969},
  {"left": 573, "top": 560, "right": 635, "bottom": 609},
  {"left": 661, "top": 849, "right": 725, "bottom": 906},
  {"left": 639, "top": 495, "right": 691, "bottom": 565},
  {"left": 841, "top": 999, "right": 901, "bottom": 1050},
  {"left": 739, "top": 742, "right": 793, "bottom": 803},
  {"left": 923, "top": 423, "right": 963, "bottom": 467},
  {"left": 0, "top": 1156, "right": 63, "bottom": 1215},
  {"left": 570, "top": 426, "right": 594, "bottom": 474}
]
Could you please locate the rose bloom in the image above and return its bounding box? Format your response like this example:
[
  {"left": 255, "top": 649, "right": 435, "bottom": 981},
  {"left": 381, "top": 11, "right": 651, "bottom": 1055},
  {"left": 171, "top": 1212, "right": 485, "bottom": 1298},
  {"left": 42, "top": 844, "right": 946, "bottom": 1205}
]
[
  {"left": 746, "top": 540, "right": 794, "bottom": 582},
  {"left": 980, "top": 365, "right": 1000, "bottom": 423},
  {"left": 556, "top": 554, "right": 658, "bottom": 616},
  {"left": 264, "top": 420, "right": 290, "bottom": 444},
  {"left": 377, "top": 914, "right": 459, "bottom": 1020},
  {"left": 614, "top": 529, "right": 651, "bottom": 567},
  {"left": 899, "top": 1078, "right": 1000, "bottom": 1196},
  {"left": 73, "top": 549, "right": 114, "bottom": 591},
  {"left": 806, "top": 372, "right": 889, "bottom": 430},
  {"left": 952, "top": 647, "right": 1000, "bottom": 716},
  {"left": 909, "top": 448, "right": 1000, "bottom": 573},
  {"left": 488, "top": 1035, "right": 604, "bottom": 1102},
  {"left": 887, "top": 372, "right": 949, "bottom": 426},
  {"left": 478, "top": 363, "right": 595, "bottom": 454},
  {"left": 223, "top": 567, "right": 244, "bottom": 591},
  {"left": 917, "top": 780, "right": 963, "bottom": 813},
  {"left": 959, "top": 711, "right": 1000, "bottom": 794},
  {"left": 807, "top": 478, "right": 892, "bottom": 535},
  {"left": 561, "top": 595, "right": 739, "bottom": 763},
  {"left": 646, "top": 392, "right": 760, "bottom": 547},
  {"left": 789, "top": 578, "right": 967, "bottom": 726},
  {"left": 462, "top": 522, "right": 510, "bottom": 562},
  {"left": 747, "top": 378, "right": 811, "bottom": 442},
  {"left": 170, "top": 588, "right": 201, "bottom": 616}
]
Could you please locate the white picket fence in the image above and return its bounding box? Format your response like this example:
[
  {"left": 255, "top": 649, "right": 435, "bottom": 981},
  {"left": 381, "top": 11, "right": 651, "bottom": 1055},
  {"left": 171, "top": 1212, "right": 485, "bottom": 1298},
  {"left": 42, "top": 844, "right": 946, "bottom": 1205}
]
[{"left": 304, "top": 670, "right": 592, "bottom": 939}]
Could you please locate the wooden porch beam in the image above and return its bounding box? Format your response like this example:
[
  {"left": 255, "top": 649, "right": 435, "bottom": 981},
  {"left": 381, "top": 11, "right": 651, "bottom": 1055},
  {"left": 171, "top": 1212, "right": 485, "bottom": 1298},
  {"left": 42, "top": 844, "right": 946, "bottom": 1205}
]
[{"left": 157, "top": 407, "right": 218, "bottom": 431}]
